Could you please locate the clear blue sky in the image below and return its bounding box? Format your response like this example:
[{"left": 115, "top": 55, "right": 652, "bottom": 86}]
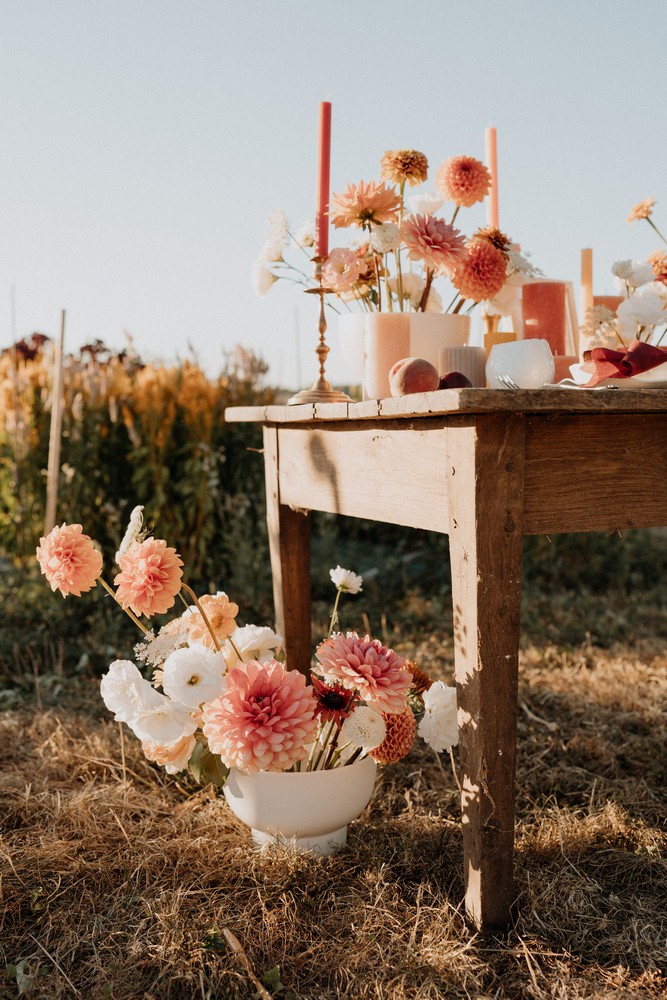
[{"left": 2, "top": 0, "right": 666, "bottom": 387}]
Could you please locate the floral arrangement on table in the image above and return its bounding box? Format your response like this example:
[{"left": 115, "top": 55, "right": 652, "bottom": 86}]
[
  {"left": 253, "top": 148, "right": 538, "bottom": 318},
  {"left": 578, "top": 199, "right": 667, "bottom": 385},
  {"left": 35, "top": 510, "right": 459, "bottom": 791}
]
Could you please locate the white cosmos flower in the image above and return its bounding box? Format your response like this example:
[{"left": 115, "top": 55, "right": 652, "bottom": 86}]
[
  {"left": 252, "top": 259, "right": 278, "bottom": 297},
  {"left": 418, "top": 681, "right": 459, "bottom": 752},
  {"left": 612, "top": 259, "right": 655, "bottom": 288},
  {"left": 100, "top": 659, "right": 164, "bottom": 724},
  {"left": 329, "top": 565, "right": 363, "bottom": 594},
  {"left": 130, "top": 700, "right": 198, "bottom": 747},
  {"left": 407, "top": 191, "right": 445, "bottom": 215},
  {"left": 225, "top": 624, "right": 283, "bottom": 668},
  {"left": 161, "top": 644, "right": 227, "bottom": 709},
  {"left": 340, "top": 706, "right": 386, "bottom": 750},
  {"left": 617, "top": 293, "right": 666, "bottom": 337},
  {"left": 294, "top": 221, "right": 315, "bottom": 248}
]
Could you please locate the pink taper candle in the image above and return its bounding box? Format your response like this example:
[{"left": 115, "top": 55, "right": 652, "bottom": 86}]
[
  {"left": 485, "top": 126, "right": 499, "bottom": 228},
  {"left": 315, "top": 101, "right": 332, "bottom": 259},
  {"left": 581, "top": 248, "right": 593, "bottom": 321}
]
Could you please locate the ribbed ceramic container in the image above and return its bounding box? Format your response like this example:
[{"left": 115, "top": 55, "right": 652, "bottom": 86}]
[{"left": 223, "top": 756, "right": 377, "bottom": 855}]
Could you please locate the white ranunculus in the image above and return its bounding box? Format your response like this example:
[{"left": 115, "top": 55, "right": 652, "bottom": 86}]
[
  {"left": 617, "top": 293, "right": 666, "bottom": 337},
  {"left": 161, "top": 644, "right": 228, "bottom": 709},
  {"left": 369, "top": 223, "right": 401, "bottom": 255},
  {"left": 485, "top": 283, "right": 521, "bottom": 317},
  {"left": 418, "top": 681, "right": 459, "bottom": 753},
  {"left": 612, "top": 259, "right": 656, "bottom": 289},
  {"left": 225, "top": 624, "right": 283, "bottom": 669},
  {"left": 340, "top": 706, "right": 386, "bottom": 750},
  {"left": 329, "top": 565, "right": 363, "bottom": 594},
  {"left": 252, "top": 259, "right": 278, "bottom": 297},
  {"left": 406, "top": 191, "right": 445, "bottom": 215},
  {"left": 100, "top": 659, "right": 164, "bottom": 724},
  {"left": 130, "top": 700, "right": 198, "bottom": 747}
]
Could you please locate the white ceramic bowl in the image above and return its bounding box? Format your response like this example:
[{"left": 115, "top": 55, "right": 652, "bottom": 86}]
[{"left": 486, "top": 338, "right": 555, "bottom": 389}]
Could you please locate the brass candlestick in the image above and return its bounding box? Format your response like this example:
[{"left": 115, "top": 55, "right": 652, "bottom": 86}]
[{"left": 288, "top": 261, "right": 352, "bottom": 405}]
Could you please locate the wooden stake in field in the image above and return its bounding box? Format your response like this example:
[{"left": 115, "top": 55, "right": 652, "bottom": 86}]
[{"left": 44, "top": 309, "right": 66, "bottom": 535}]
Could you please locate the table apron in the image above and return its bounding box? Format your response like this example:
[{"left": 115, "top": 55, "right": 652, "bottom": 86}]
[{"left": 270, "top": 411, "right": 667, "bottom": 535}]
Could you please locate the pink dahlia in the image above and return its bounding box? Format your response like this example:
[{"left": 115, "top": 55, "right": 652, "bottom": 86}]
[
  {"left": 36, "top": 523, "right": 103, "bottom": 597},
  {"left": 452, "top": 238, "right": 507, "bottom": 301},
  {"left": 329, "top": 180, "right": 401, "bottom": 229},
  {"left": 185, "top": 592, "right": 239, "bottom": 649},
  {"left": 436, "top": 156, "right": 491, "bottom": 208},
  {"left": 401, "top": 214, "right": 468, "bottom": 277},
  {"left": 114, "top": 537, "right": 184, "bottom": 617},
  {"left": 201, "top": 659, "right": 318, "bottom": 773},
  {"left": 321, "top": 247, "right": 363, "bottom": 293},
  {"left": 314, "top": 632, "right": 412, "bottom": 715}
]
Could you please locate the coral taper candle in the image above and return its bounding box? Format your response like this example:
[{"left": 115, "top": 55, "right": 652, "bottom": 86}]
[
  {"left": 485, "top": 126, "right": 499, "bottom": 228},
  {"left": 315, "top": 101, "right": 331, "bottom": 259},
  {"left": 581, "top": 248, "right": 593, "bottom": 322}
]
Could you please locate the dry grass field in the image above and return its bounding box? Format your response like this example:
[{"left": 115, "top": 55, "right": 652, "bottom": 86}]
[{"left": 2, "top": 560, "right": 667, "bottom": 999}]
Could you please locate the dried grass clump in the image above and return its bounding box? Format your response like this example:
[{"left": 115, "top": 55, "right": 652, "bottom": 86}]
[{"left": 1, "top": 633, "right": 666, "bottom": 998}]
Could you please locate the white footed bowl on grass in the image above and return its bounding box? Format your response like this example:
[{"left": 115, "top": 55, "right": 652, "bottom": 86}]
[{"left": 223, "top": 755, "right": 377, "bottom": 855}]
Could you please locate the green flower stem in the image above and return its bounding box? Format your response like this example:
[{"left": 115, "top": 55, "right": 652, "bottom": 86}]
[
  {"left": 310, "top": 720, "right": 337, "bottom": 771},
  {"left": 397, "top": 181, "right": 405, "bottom": 309},
  {"left": 449, "top": 746, "right": 462, "bottom": 792},
  {"left": 180, "top": 582, "right": 221, "bottom": 652},
  {"left": 373, "top": 253, "right": 383, "bottom": 312},
  {"left": 450, "top": 205, "right": 460, "bottom": 227},
  {"left": 452, "top": 296, "right": 466, "bottom": 315},
  {"left": 328, "top": 587, "right": 343, "bottom": 637},
  {"left": 419, "top": 269, "right": 434, "bottom": 312},
  {"left": 647, "top": 217, "right": 667, "bottom": 245},
  {"left": 96, "top": 576, "right": 149, "bottom": 634}
]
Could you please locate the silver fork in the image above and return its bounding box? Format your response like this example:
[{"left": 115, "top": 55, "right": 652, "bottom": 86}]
[{"left": 495, "top": 373, "right": 521, "bottom": 389}]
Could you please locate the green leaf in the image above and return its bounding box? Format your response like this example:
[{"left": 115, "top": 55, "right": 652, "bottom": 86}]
[
  {"left": 188, "top": 741, "right": 229, "bottom": 788},
  {"left": 262, "top": 966, "right": 283, "bottom": 992}
]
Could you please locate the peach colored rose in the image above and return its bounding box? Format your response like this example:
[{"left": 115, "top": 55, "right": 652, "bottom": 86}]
[
  {"left": 142, "top": 733, "right": 196, "bottom": 774},
  {"left": 185, "top": 592, "right": 239, "bottom": 649}
]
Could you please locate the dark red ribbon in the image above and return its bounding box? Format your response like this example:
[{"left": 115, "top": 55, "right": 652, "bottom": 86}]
[{"left": 585, "top": 339, "right": 667, "bottom": 387}]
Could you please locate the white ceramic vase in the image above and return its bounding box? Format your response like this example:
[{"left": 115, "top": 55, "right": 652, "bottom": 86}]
[
  {"left": 363, "top": 312, "right": 410, "bottom": 400},
  {"left": 410, "top": 313, "right": 471, "bottom": 373},
  {"left": 223, "top": 756, "right": 377, "bottom": 855}
]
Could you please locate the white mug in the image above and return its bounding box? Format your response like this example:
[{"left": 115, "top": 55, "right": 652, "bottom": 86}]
[{"left": 486, "top": 338, "right": 555, "bottom": 389}]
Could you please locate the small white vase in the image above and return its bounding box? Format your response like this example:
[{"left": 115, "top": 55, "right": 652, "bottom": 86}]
[
  {"left": 337, "top": 313, "right": 365, "bottom": 380},
  {"left": 223, "top": 756, "right": 377, "bottom": 855},
  {"left": 410, "top": 313, "right": 471, "bottom": 373},
  {"left": 363, "top": 312, "right": 410, "bottom": 400}
]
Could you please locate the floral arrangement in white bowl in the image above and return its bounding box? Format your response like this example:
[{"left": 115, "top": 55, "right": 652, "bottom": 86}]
[{"left": 35, "top": 509, "right": 459, "bottom": 798}]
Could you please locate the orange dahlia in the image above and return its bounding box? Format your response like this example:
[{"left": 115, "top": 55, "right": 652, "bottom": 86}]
[
  {"left": 404, "top": 660, "right": 433, "bottom": 696},
  {"left": 380, "top": 149, "right": 429, "bottom": 187},
  {"left": 452, "top": 239, "right": 507, "bottom": 302},
  {"left": 436, "top": 155, "right": 491, "bottom": 208},
  {"left": 369, "top": 706, "right": 416, "bottom": 764}
]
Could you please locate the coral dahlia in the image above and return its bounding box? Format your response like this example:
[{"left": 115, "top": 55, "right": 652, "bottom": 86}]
[
  {"left": 369, "top": 706, "right": 416, "bottom": 764},
  {"left": 36, "top": 523, "right": 103, "bottom": 597},
  {"left": 452, "top": 239, "right": 507, "bottom": 302},
  {"left": 201, "top": 659, "right": 318, "bottom": 774},
  {"left": 436, "top": 155, "right": 491, "bottom": 208},
  {"left": 315, "top": 632, "right": 412, "bottom": 715},
  {"left": 401, "top": 214, "right": 468, "bottom": 277},
  {"left": 114, "top": 537, "right": 184, "bottom": 617}
]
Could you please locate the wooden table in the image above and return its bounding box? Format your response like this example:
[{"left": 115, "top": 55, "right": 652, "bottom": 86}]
[{"left": 225, "top": 387, "right": 667, "bottom": 932}]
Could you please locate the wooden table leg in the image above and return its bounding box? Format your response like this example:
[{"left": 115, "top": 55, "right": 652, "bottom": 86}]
[
  {"left": 263, "top": 426, "right": 312, "bottom": 674},
  {"left": 447, "top": 414, "right": 525, "bottom": 932}
]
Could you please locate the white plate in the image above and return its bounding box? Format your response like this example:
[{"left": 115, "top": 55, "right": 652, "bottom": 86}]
[{"left": 569, "top": 361, "right": 667, "bottom": 390}]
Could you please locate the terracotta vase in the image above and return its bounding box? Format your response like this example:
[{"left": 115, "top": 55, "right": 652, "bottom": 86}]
[
  {"left": 363, "top": 312, "right": 410, "bottom": 400},
  {"left": 223, "top": 756, "right": 377, "bottom": 855},
  {"left": 410, "top": 313, "right": 471, "bottom": 373}
]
